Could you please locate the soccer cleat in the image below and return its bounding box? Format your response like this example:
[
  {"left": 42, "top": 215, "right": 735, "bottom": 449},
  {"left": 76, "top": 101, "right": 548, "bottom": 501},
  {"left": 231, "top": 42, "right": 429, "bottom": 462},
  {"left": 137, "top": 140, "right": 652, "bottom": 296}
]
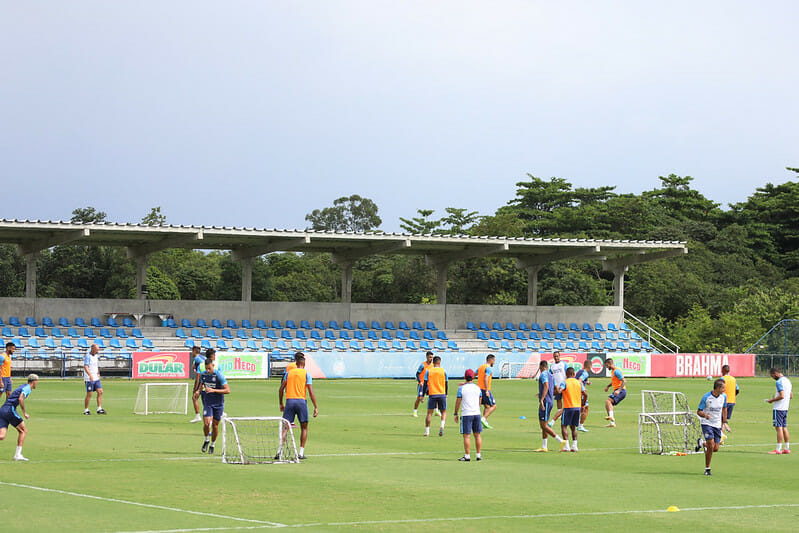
[
  {"left": 190, "top": 414, "right": 202, "bottom": 423},
  {"left": 13, "top": 455, "right": 28, "bottom": 461},
  {"left": 201, "top": 441, "right": 210, "bottom": 453},
  {"left": 720, "top": 433, "right": 727, "bottom": 446},
  {"left": 695, "top": 438, "right": 704, "bottom": 452},
  {"left": 97, "top": 408, "right": 107, "bottom": 415},
  {"left": 273, "top": 453, "right": 281, "bottom": 461},
  {"left": 571, "top": 448, "right": 578, "bottom": 452},
  {"left": 704, "top": 469, "right": 712, "bottom": 476},
  {"left": 560, "top": 442, "right": 569, "bottom": 452},
  {"left": 481, "top": 419, "right": 493, "bottom": 429},
  {"left": 533, "top": 448, "right": 548, "bottom": 453},
  {"left": 476, "top": 456, "right": 482, "bottom": 461},
  {"left": 83, "top": 409, "right": 91, "bottom": 415},
  {"left": 577, "top": 425, "right": 589, "bottom": 432},
  {"left": 298, "top": 454, "right": 307, "bottom": 460},
  {"left": 547, "top": 419, "right": 554, "bottom": 428},
  {"left": 458, "top": 456, "right": 470, "bottom": 461},
  {"left": 434, "top": 409, "right": 441, "bottom": 417},
  {"left": 768, "top": 449, "right": 783, "bottom": 454},
  {"left": 439, "top": 429, "right": 444, "bottom": 437},
  {"left": 208, "top": 444, "right": 214, "bottom": 454},
  {"left": 605, "top": 422, "right": 616, "bottom": 427},
  {"left": 412, "top": 412, "right": 418, "bottom": 418},
  {"left": 605, "top": 415, "right": 615, "bottom": 421},
  {"left": 782, "top": 449, "right": 791, "bottom": 454}
]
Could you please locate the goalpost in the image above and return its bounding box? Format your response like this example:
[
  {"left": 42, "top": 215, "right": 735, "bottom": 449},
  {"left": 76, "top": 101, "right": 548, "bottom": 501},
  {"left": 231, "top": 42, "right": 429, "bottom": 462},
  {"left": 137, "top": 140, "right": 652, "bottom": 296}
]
[
  {"left": 133, "top": 383, "right": 188, "bottom": 415},
  {"left": 639, "top": 390, "right": 703, "bottom": 455},
  {"left": 498, "top": 361, "right": 540, "bottom": 379},
  {"left": 222, "top": 417, "right": 300, "bottom": 464}
]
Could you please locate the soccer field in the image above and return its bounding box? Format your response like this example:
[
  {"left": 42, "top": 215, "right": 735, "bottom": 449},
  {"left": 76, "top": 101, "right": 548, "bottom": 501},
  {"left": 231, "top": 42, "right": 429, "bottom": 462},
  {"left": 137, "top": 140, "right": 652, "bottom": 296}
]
[{"left": 1, "top": 377, "right": 796, "bottom": 532}]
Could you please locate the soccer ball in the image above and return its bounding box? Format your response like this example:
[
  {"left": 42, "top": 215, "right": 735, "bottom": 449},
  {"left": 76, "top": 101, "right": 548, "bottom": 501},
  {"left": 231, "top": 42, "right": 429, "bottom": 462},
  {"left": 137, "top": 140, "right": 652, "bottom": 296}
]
[{"left": 706, "top": 375, "right": 713, "bottom": 381}]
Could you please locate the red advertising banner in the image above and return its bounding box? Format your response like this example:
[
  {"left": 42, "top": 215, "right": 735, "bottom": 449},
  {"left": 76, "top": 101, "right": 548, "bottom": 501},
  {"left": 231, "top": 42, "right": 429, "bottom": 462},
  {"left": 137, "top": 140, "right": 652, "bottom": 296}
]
[
  {"left": 650, "top": 353, "right": 755, "bottom": 378},
  {"left": 539, "top": 352, "right": 607, "bottom": 378},
  {"left": 132, "top": 351, "right": 190, "bottom": 379}
]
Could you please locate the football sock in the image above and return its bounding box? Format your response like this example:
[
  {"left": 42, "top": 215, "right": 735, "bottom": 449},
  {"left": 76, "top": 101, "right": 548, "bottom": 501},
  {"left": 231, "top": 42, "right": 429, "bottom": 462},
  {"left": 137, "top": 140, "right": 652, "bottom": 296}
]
[
  {"left": 542, "top": 438, "right": 548, "bottom": 448},
  {"left": 424, "top": 428, "right": 430, "bottom": 436},
  {"left": 572, "top": 439, "right": 578, "bottom": 450},
  {"left": 204, "top": 435, "right": 210, "bottom": 442},
  {"left": 555, "top": 435, "right": 564, "bottom": 443},
  {"left": 562, "top": 442, "right": 571, "bottom": 451},
  {"left": 299, "top": 447, "right": 305, "bottom": 456},
  {"left": 15, "top": 446, "right": 22, "bottom": 456},
  {"left": 475, "top": 453, "right": 481, "bottom": 459},
  {"left": 413, "top": 409, "right": 417, "bottom": 415},
  {"left": 440, "top": 421, "right": 445, "bottom": 430},
  {"left": 608, "top": 410, "right": 614, "bottom": 419},
  {"left": 777, "top": 443, "right": 783, "bottom": 451},
  {"left": 463, "top": 454, "right": 470, "bottom": 460},
  {"left": 785, "top": 442, "right": 790, "bottom": 451}
]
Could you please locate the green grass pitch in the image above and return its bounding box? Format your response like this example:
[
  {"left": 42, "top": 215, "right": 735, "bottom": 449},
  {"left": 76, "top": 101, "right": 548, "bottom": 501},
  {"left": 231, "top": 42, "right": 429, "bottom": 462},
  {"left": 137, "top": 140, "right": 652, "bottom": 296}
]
[{"left": 0, "top": 377, "right": 796, "bottom": 532}]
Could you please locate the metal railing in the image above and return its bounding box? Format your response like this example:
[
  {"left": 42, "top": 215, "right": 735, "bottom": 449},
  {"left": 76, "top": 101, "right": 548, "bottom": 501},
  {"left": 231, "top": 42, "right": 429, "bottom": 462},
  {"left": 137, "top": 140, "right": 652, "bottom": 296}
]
[{"left": 623, "top": 310, "right": 680, "bottom": 354}]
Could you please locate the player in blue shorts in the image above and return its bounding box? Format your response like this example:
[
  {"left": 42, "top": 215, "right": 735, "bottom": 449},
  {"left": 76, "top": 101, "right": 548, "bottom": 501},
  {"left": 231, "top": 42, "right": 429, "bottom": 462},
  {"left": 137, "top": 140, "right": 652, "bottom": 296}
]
[
  {"left": 453, "top": 369, "right": 483, "bottom": 461},
  {"left": 766, "top": 367, "right": 792, "bottom": 455},
  {"left": 199, "top": 357, "right": 229, "bottom": 454},
  {"left": 413, "top": 351, "right": 434, "bottom": 417},
  {"left": 697, "top": 378, "right": 727, "bottom": 475},
  {"left": 575, "top": 359, "right": 591, "bottom": 432},
  {"left": 534, "top": 360, "right": 564, "bottom": 452},
  {"left": 0, "top": 373, "right": 39, "bottom": 461}
]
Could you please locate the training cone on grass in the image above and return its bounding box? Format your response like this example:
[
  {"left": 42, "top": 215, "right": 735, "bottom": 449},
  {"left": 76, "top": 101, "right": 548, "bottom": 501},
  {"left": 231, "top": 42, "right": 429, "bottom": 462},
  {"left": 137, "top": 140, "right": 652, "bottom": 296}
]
[{"left": 667, "top": 506, "right": 680, "bottom": 512}]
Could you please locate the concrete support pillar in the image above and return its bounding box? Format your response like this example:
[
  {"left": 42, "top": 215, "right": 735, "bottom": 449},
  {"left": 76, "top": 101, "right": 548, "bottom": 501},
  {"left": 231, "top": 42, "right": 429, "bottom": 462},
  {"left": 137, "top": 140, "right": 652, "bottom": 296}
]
[
  {"left": 435, "top": 262, "right": 449, "bottom": 305},
  {"left": 612, "top": 265, "right": 628, "bottom": 307},
  {"left": 526, "top": 264, "right": 542, "bottom": 306},
  {"left": 240, "top": 256, "right": 253, "bottom": 302},
  {"left": 25, "top": 253, "right": 39, "bottom": 298},
  {"left": 135, "top": 255, "right": 149, "bottom": 300},
  {"left": 340, "top": 262, "right": 353, "bottom": 304}
]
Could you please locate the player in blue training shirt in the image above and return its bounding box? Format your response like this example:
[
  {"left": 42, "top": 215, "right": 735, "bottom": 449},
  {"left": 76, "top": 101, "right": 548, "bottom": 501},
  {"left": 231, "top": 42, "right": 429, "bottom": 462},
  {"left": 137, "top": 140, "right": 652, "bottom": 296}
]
[
  {"left": 189, "top": 345, "right": 205, "bottom": 423},
  {"left": 534, "top": 360, "right": 564, "bottom": 452},
  {"left": 697, "top": 378, "right": 727, "bottom": 475},
  {"left": 0, "top": 373, "right": 39, "bottom": 461},
  {"left": 199, "top": 357, "right": 229, "bottom": 454},
  {"left": 575, "top": 359, "right": 592, "bottom": 432}
]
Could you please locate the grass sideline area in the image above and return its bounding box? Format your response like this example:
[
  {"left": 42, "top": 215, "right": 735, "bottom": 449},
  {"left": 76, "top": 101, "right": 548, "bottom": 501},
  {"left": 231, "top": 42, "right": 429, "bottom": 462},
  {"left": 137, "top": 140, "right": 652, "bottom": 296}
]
[{"left": 0, "top": 376, "right": 795, "bottom": 532}]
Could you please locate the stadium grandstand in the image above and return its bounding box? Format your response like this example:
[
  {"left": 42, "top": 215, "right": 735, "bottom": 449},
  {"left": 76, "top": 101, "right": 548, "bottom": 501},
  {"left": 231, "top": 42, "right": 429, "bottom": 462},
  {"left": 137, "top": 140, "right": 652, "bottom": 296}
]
[{"left": 0, "top": 220, "right": 686, "bottom": 378}]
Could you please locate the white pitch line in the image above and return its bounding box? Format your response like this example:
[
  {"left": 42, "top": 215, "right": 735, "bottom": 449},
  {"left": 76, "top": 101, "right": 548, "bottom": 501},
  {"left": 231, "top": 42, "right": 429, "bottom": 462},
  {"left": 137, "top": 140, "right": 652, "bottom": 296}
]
[
  {"left": 0, "top": 481, "right": 285, "bottom": 527},
  {"left": 118, "top": 502, "right": 799, "bottom": 532}
]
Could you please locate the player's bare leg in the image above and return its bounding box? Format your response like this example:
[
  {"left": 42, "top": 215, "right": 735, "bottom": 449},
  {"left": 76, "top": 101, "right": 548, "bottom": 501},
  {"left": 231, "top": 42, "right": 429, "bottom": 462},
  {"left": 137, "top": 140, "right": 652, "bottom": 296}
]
[
  {"left": 190, "top": 391, "right": 201, "bottom": 422},
  {"left": 578, "top": 404, "right": 589, "bottom": 432},
  {"left": 201, "top": 416, "right": 212, "bottom": 452},
  {"left": 424, "top": 409, "right": 433, "bottom": 436},
  {"left": 604, "top": 397, "right": 616, "bottom": 427},
  {"left": 474, "top": 433, "right": 482, "bottom": 456}
]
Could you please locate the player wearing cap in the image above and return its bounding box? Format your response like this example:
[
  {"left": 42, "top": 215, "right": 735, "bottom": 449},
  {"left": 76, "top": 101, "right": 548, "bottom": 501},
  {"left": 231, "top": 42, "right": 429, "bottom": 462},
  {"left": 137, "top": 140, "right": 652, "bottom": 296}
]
[
  {"left": 454, "top": 369, "right": 483, "bottom": 461},
  {"left": 697, "top": 378, "right": 727, "bottom": 475},
  {"left": 766, "top": 367, "right": 792, "bottom": 455},
  {"left": 477, "top": 354, "right": 496, "bottom": 429}
]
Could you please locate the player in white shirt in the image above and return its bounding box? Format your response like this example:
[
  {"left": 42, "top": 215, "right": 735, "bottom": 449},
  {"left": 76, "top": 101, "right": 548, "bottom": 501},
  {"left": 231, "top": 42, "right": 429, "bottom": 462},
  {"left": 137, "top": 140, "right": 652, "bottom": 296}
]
[
  {"left": 697, "top": 378, "right": 727, "bottom": 475},
  {"left": 766, "top": 368, "right": 793, "bottom": 455},
  {"left": 548, "top": 352, "right": 567, "bottom": 427},
  {"left": 453, "top": 369, "right": 483, "bottom": 461},
  {"left": 83, "top": 344, "right": 106, "bottom": 415}
]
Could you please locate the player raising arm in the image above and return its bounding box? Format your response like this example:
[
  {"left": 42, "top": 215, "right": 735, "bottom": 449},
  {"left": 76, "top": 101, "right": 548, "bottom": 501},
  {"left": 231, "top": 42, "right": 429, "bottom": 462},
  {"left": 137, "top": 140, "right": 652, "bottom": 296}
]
[{"left": 0, "top": 374, "right": 38, "bottom": 461}]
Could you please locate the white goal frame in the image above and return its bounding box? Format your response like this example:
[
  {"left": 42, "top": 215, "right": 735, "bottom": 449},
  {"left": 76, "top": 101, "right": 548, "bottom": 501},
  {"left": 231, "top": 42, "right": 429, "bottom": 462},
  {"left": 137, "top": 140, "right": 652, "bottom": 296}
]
[
  {"left": 222, "top": 416, "right": 300, "bottom": 464},
  {"left": 133, "top": 382, "right": 188, "bottom": 415},
  {"left": 639, "top": 390, "right": 702, "bottom": 454},
  {"left": 498, "top": 361, "right": 540, "bottom": 380}
]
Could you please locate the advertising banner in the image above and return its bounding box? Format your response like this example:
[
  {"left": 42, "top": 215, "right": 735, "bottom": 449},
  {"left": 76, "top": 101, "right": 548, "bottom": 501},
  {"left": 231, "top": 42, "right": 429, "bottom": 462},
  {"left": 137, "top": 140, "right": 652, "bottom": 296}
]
[
  {"left": 609, "top": 353, "right": 650, "bottom": 377},
  {"left": 202, "top": 352, "right": 269, "bottom": 379},
  {"left": 539, "top": 352, "right": 607, "bottom": 378},
  {"left": 132, "top": 352, "right": 190, "bottom": 379},
  {"left": 650, "top": 353, "right": 755, "bottom": 378}
]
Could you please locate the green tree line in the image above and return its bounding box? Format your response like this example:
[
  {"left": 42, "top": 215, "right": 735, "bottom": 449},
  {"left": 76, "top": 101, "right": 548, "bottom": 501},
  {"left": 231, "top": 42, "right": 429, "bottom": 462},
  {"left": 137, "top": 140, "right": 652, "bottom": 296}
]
[{"left": 1, "top": 172, "right": 798, "bottom": 352}]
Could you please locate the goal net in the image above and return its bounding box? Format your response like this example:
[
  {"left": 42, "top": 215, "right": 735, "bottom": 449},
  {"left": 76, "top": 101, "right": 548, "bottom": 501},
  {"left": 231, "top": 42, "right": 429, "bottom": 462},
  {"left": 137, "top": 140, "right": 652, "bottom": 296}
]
[
  {"left": 222, "top": 417, "right": 299, "bottom": 464},
  {"left": 639, "top": 390, "right": 703, "bottom": 454},
  {"left": 133, "top": 382, "right": 188, "bottom": 415},
  {"left": 498, "top": 361, "right": 540, "bottom": 379}
]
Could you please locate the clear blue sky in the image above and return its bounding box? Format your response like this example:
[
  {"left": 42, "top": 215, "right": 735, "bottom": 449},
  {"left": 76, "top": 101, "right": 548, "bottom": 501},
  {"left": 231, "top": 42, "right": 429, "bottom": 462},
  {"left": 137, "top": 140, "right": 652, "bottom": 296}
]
[{"left": 2, "top": 1, "right": 797, "bottom": 232}]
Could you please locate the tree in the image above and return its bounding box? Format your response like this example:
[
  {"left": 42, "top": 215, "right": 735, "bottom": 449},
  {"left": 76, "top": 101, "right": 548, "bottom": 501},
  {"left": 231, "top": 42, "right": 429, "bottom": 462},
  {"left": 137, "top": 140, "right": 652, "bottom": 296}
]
[
  {"left": 141, "top": 207, "right": 167, "bottom": 226},
  {"left": 70, "top": 207, "right": 107, "bottom": 224},
  {"left": 305, "top": 195, "right": 381, "bottom": 232},
  {"left": 399, "top": 209, "right": 440, "bottom": 234}
]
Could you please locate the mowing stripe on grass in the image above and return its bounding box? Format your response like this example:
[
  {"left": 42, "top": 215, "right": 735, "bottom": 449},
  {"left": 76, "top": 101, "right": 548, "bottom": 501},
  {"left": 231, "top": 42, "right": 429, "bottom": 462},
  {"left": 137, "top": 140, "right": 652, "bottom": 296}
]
[
  {"left": 0, "top": 481, "right": 285, "bottom": 527},
  {"left": 116, "top": 502, "right": 799, "bottom": 532}
]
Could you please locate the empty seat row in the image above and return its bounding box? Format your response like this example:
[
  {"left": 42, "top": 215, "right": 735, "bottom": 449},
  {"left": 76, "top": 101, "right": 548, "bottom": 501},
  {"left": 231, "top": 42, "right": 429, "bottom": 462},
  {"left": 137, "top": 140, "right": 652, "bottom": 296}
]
[
  {"left": 476, "top": 330, "right": 642, "bottom": 341},
  {"left": 467, "top": 321, "right": 631, "bottom": 333},
  {"left": 11, "top": 349, "right": 134, "bottom": 360},
  {"left": 168, "top": 318, "right": 438, "bottom": 331},
  {"left": 3, "top": 336, "right": 155, "bottom": 350},
  {"left": 183, "top": 338, "right": 460, "bottom": 352},
  {"left": 485, "top": 339, "right": 651, "bottom": 352},
  {"left": 175, "top": 328, "right": 449, "bottom": 342},
  {"left": 2, "top": 326, "right": 145, "bottom": 340},
  {"left": 0, "top": 316, "right": 136, "bottom": 328}
]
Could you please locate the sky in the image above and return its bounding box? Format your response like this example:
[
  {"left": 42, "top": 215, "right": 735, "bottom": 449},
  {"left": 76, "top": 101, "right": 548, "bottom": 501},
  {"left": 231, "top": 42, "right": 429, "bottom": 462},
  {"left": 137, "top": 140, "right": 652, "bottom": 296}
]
[{"left": 2, "top": 1, "right": 797, "bottom": 233}]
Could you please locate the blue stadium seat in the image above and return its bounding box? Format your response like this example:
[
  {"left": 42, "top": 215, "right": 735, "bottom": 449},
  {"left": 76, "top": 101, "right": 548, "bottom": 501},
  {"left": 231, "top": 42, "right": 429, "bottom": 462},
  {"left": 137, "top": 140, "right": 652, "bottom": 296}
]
[
  {"left": 423, "top": 331, "right": 434, "bottom": 341},
  {"left": 58, "top": 317, "right": 70, "bottom": 327},
  {"left": 552, "top": 341, "right": 564, "bottom": 351},
  {"left": 256, "top": 319, "right": 267, "bottom": 329},
  {"left": 412, "top": 321, "right": 424, "bottom": 331},
  {"left": 384, "top": 321, "right": 396, "bottom": 330},
  {"left": 310, "top": 330, "right": 322, "bottom": 340},
  {"left": 116, "top": 328, "right": 128, "bottom": 339},
  {"left": 201, "top": 340, "right": 212, "bottom": 350},
  {"left": 568, "top": 332, "right": 578, "bottom": 341},
  {"left": 74, "top": 317, "right": 87, "bottom": 328},
  {"left": 378, "top": 340, "right": 390, "bottom": 351},
  {"left": 396, "top": 321, "right": 409, "bottom": 331},
  {"left": 42, "top": 317, "right": 54, "bottom": 328},
  {"left": 527, "top": 340, "right": 538, "bottom": 351},
  {"left": 320, "top": 340, "right": 333, "bottom": 351},
  {"left": 126, "top": 339, "right": 138, "bottom": 349},
  {"left": 619, "top": 331, "right": 630, "bottom": 340},
  {"left": 323, "top": 330, "right": 335, "bottom": 340},
  {"left": 607, "top": 331, "right": 618, "bottom": 341},
  {"left": 591, "top": 340, "right": 602, "bottom": 351},
  {"left": 98, "top": 328, "right": 111, "bottom": 339},
  {"left": 339, "top": 330, "right": 351, "bottom": 340},
  {"left": 281, "top": 330, "right": 293, "bottom": 340},
  {"left": 466, "top": 321, "right": 477, "bottom": 331},
  {"left": 123, "top": 317, "right": 134, "bottom": 328},
  {"left": 267, "top": 330, "right": 279, "bottom": 340},
  {"left": 505, "top": 322, "right": 516, "bottom": 331},
  {"left": 314, "top": 320, "right": 325, "bottom": 330},
  {"left": 44, "top": 337, "right": 57, "bottom": 350},
  {"left": 34, "top": 327, "right": 47, "bottom": 338},
  {"left": 196, "top": 319, "right": 209, "bottom": 328},
  {"left": 357, "top": 321, "right": 368, "bottom": 330},
  {"left": 95, "top": 338, "right": 106, "bottom": 349},
  {"left": 142, "top": 338, "right": 154, "bottom": 350},
  {"left": 607, "top": 322, "right": 618, "bottom": 332},
  {"left": 516, "top": 331, "right": 528, "bottom": 340},
  {"left": 492, "top": 322, "right": 503, "bottom": 331},
  {"left": 542, "top": 332, "right": 554, "bottom": 341},
  {"left": 557, "top": 323, "right": 568, "bottom": 332},
  {"left": 370, "top": 321, "right": 382, "bottom": 330},
  {"left": 544, "top": 323, "right": 555, "bottom": 331},
  {"left": 569, "top": 323, "right": 580, "bottom": 332},
  {"left": 580, "top": 332, "right": 591, "bottom": 341},
  {"left": 246, "top": 339, "right": 258, "bottom": 351},
  {"left": 395, "top": 330, "right": 407, "bottom": 340},
  {"left": 212, "top": 319, "right": 223, "bottom": 328},
  {"left": 51, "top": 327, "right": 64, "bottom": 338},
  {"left": 335, "top": 340, "right": 347, "bottom": 350},
  {"left": 90, "top": 317, "right": 102, "bottom": 327},
  {"left": 353, "top": 330, "right": 365, "bottom": 341},
  {"left": 184, "top": 339, "right": 195, "bottom": 349},
  {"left": 514, "top": 340, "right": 525, "bottom": 351},
  {"left": 487, "top": 340, "right": 500, "bottom": 351},
  {"left": 392, "top": 340, "right": 403, "bottom": 350},
  {"left": 616, "top": 341, "right": 628, "bottom": 351},
  {"left": 206, "top": 329, "right": 219, "bottom": 339},
  {"left": 433, "top": 340, "right": 445, "bottom": 351},
  {"left": 477, "top": 331, "right": 488, "bottom": 340},
  {"left": 405, "top": 340, "right": 418, "bottom": 350},
  {"left": 300, "top": 320, "right": 311, "bottom": 330},
  {"left": 531, "top": 323, "right": 542, "bottom": 332},
  {"left": 222, "top": 329, "right": 234, "bottom": 340},
  {"left": 131, "top": 328, "right": 144, "bottom": 339},
  {"left": 381, "top": 330, "right": 393, "bottom": 340},
  {"left": 227, "top": 319, "right": 238, "bottom": 329},
  {"left": 437, "top": 331, "right": 448, "bottom": 340},
  {"left": 66, "top": 327, "right": 80, "bottom": 339},
  {"left": 641, "top": 341, "right": 653, "bottom": 351},
  {"left": 291, "top": 340, "right": 303, "bottom": 351},
  {"left": 18, "top": 327, "right": 31, "bottom": 338},
  {"left": 517, "top": 322, "right": 529, "bottom": 332},
  {"left": 306, "top": 340, "right": 318, "bottom": 351},
  {"left": 540, "top": 341, "right": 551, "bottom": 351},
  {"left": 106, "top": 317, "right": 119, "bottom": 328},
  {"left": 620, "top": 323, "right": 631, "bottom": 332},
  {"left": 503, "top": 331, "right": 513, "bottom": 340},
  {"left": 603, "top": 341, "right": 614, "bottom": 351},
  {"left": 27, "top": 338, "right": 41, "bottom": 349},
  {"left": 286, "top": 320, "right": 297, "bottom": 329},
  {"left": 8, "top": 317, "right": 21, "bottom": 327},
  {"left": 582, "top": 323, "right": 593, "bottom": 331},
  {"left": 419, "top": 340, "right": 432, "bottom": 351},
  {"left": 236, "top": 329, "right": 248, "bottom": 339},
  {"left": 242, "top": 319, "right": 253, "bottom": 329},
  {"left": 216, "top": 339, "right": 229, "bottom": 350},
  {"left": 478, "top": 322, "right": 490, "bottom": 331},
  {"left": 593, "top": 331, "right": 604, "bottom": 340},
  {"left": 368, "top": 331, "right": 379, "bottom": 341},
  {"left": 489, "top": 331, "right": 500, "bottom": 341},
  {"left": 77, "top": 338, "right": 89, "bottom": 350},
  {"left": 342, "top": 320, "right": 354, "bottom": 330},
  {"left": 166, "top": 318, "right": 177, "bottom": 328},
  {"left": 629, "top": 341, "right": 641, "bottom": 351},
  {"left": 252, "top": 329, "right": 264, "bottom": 340},
  {"left": 363, "top": 340, "right": 376, "bottom": 351},
  {"left": 447, "top": 340, "right": 459, "bottom": 351},
  {"left": 631, "top": 331, "right": 642, "bottom": 340},
  {"left": 25, "top": 317, "right": 37, "bottom": 327},
  {"left": 530, "top": 331, "right": 541, "bottom": 340},
  {"left": 109, "top": 338, "right": 122, "bottom": 349},
  {"left": 409, "top": 331, "right": 421, "bottom": 341},
  {"left": 329, "top": 320, "right": 340, "bottom": 330},
  {"left": 426, "top": 321, "right": 437, "bottom": 331},
  {"left": 262, "top": 339, "right": 273, "bottom": 351},
  {"left": 181, "top": 319, "right": 192, "bottom": 328},
  {"left": 566, "top": 341, "right": 577, "bottom": 351}
]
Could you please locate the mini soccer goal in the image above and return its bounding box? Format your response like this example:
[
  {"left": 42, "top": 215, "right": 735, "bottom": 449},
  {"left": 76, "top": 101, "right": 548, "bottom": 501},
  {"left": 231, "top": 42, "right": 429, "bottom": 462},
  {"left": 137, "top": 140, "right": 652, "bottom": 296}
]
[
  {"left": 133, "top": 382, "right": 188, "bottom": 415},
  {"left": 498, "top": 361, "right": 540, "bottom": 379},
  {"left": 221, "top": 417, "right": 300, "bottom": 464},
  {"left": 639, "top": 390, "right": 703, "bottom": 455}
]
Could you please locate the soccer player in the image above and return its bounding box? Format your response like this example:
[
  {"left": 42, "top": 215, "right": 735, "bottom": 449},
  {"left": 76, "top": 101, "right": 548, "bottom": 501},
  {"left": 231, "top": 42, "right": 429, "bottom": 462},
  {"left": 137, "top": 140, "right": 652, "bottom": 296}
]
[
  {"left": 454, "top": 369, "right": 483, "bottom": 461},
  {"left": 548, "top": 351, "right": 567, "bottom": 427},
  {"left": 83, "top": 343, "right": 106, "bottom": 415},
  {"left": 697, "top": 378, "right": 727, "bottom": 475},
  {"left": 189, "top": 345, "right": 204, "bottom": 423},
  {"left": 560, "top": 367, "right": 587, "bottom": 452},
  {"left": 0, "top": 342, "right": 15, "bottom": 399},
  {"left": 423, "top": 356, "right": 448, "bottom": 437},
  {"left": 766, "top": 367, "right": 792, "bottom": 455},
  {"left": 575, "top": 359, "right": 591, "bottom": 432},
  {"left": 0, "top": 373, "right": 38, "bottom": 461},
  {"left": 720, "top": 364, "right": 740, "bottom": 437},
  {"left": 199, "top": 357, "right": 230, "bottom": 454},
  {"left": 413, "top": 351, "right": 434, "bottom": 417},
  {"left": 534, "top": 360, "right": 565, "bottom": 452},
  {"left": 604, "top": 358, "right": 626, "bottom": 427},
  {"left": 278, "top": 353, "right": 318, "bottom": 460},
  {"left": 477, "top": 354, "right": 497, "bottom": 429}
]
